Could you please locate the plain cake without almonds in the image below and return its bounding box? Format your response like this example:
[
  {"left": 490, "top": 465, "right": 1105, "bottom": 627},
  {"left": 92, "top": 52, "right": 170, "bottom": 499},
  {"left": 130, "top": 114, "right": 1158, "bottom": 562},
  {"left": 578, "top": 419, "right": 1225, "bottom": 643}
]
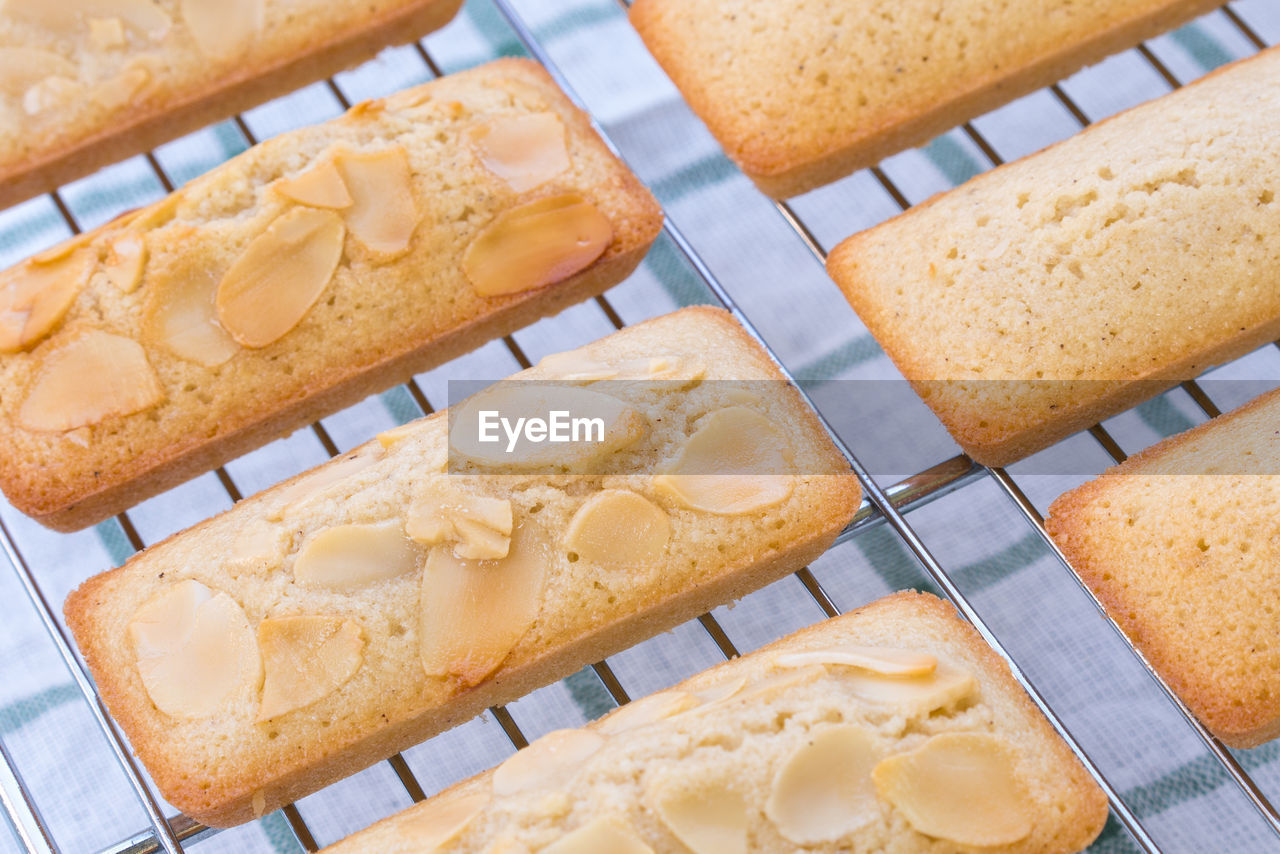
[
  {"left": 827, "top": 46, "right": 1280, "bottom": 466},
  {"left": 64, "top": 306, "right": 862, "bottom": 827},
  {"left": 321, "top": 592, "right": 1107, "bottom": 853},
  {"left": 1047, "top": 388, "right": 1280, "bottom": 748},
  {"left": 629, "top": 0, "right": 1221, "bottom": 198},
  {"left": 0, "top": 0, "right": 464, "bottom": 207},
  {"left": 0, "top": 58, "right": 662, "bottom": 531}
]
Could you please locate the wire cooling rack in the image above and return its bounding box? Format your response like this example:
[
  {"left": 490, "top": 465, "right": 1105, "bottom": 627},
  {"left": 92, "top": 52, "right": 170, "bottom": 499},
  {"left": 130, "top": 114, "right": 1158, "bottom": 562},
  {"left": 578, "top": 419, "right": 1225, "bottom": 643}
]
[{"left": 2, "top": 1, "right": 1280, "bottom": 851}]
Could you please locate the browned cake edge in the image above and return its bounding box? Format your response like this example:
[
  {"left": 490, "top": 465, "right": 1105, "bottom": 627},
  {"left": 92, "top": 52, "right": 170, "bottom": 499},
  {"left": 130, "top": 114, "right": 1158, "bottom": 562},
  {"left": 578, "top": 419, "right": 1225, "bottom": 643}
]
[
  {"left": 22, "top": 246, "right": 655, "bottom": 531},
  {"left": 64, "top": 306, "right": 863, "bottom": 826},
  {"left": 826, "top": 47, "right": 1280, "bottom": 467},
  {"left": 630, "top": 0, "right": 1220, "bottom": 199},
  {"left": 319, "top": 592, "right": 1109, "bottom": 853},
  {"left": 7, "top": 57, "right": 665, "bottom": 531},
  {"left": 0, "top": 0, "right": 465, "bottom": 209},
  {"left": 1046, "top": 387, "right": 1280, "bottom": 747}
]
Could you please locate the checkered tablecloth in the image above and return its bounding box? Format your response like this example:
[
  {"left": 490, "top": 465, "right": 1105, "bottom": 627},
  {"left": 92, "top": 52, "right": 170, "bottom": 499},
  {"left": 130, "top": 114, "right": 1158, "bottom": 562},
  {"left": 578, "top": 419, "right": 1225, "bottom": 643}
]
[{"left": 3, "top": 1, "right": 1280, "bottom": 851}]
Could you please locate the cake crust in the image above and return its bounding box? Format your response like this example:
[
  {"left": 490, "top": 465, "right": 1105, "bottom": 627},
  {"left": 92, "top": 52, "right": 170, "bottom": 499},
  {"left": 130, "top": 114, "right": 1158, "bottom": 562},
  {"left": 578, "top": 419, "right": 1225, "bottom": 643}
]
[
  {"left": 322, "top": 592, "right": 1108, "bottom": 853},
  {"left": 630, "top": 0, "right": 1220, "bottom": 198},
  {"left": 1048, "top": 388, "right": 1280, "bottom": 747},
  {"left": 0, "top": 0, "right": 464, "bottom": 207},
  {"left": 828, "top": 47, "right": 1280, "bottom": 466},
  {"left": 0, "top": 58, "right": 663, "bottom": 531},
  {"left": 65, "top": 306, "right": 862, "bottom": 826}
]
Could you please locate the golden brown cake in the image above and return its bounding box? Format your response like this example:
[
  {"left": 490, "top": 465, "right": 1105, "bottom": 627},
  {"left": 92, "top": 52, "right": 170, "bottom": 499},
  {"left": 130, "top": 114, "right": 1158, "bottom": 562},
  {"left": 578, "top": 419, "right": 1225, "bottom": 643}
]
[
  {"left": 322, "top": 592, "right": 1108, "bottom": 853},
  {"left": 64, "top": 306, "right": 862, "bottom": 826},
  {"left": 1047, "top": 387, "right": 1280, "bottom": 747},
  {"left": 828, "top": 47, "right": 1280, "bottom": 466},
  {"left": 0, "top": 0, "right": 465, "bottom": 207},
  {"left": 630, "top": 0, "right": 1220, "bottom": 198},
  {"left": 0, "top": 58, "right": 663, "bottom": 531}
]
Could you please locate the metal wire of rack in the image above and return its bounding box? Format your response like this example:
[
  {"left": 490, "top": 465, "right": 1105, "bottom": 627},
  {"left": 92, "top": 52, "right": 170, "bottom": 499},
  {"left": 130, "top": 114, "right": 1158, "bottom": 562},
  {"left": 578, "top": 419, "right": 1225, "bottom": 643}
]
[
  {"left": 765, "top": 6, "right": 1280, "bottom": 839},
  {"left": 0, "top": 1, "right": 1276, "bottom": 852}
]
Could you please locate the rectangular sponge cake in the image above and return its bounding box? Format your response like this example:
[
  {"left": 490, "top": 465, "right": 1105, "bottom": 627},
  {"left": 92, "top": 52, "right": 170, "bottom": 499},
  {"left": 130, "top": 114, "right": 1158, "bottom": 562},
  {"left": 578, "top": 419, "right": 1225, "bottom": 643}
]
[
  {"left": 0, "top": 58, "right": 662, "bottom": 531},
  {"left": 828, "top": 47, "right": 1280, "bottom": 466},
  {"left": 630, "top": 0, "right": 1220, "bottom": 198},
  {"left": 322, "top": 592, "right": 1108, "bottom": 853},
  {"left": 63, "top": 306, "right": 862, "bottom": 827},
  {"left": 0, "top": 0, "right": 463, "bottom": 207},
  {"left": 1047, "top": 387, "right": 1280, "bottom": 748}
]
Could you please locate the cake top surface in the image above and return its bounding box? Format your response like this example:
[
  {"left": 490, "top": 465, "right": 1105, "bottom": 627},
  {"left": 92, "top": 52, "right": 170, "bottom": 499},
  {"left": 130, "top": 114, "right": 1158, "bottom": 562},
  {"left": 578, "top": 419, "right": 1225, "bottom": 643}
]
[{"left": 323, "top": 592, "right": 1108, "bottom": 853}]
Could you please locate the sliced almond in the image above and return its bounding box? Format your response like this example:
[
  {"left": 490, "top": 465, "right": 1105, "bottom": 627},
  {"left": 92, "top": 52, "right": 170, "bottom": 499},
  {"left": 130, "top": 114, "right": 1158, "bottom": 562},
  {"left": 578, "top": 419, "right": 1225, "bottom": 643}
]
[
  {"left": 102, "top": 233, "right": 147, "bottom": 293},
  {"left": 215, "top": 207, "right": 345, "bottom": 348},
  {"left": 95, "top": 63, "right": 152, "bottom": 110},
  {"left": 703, "top": 665, "right": 823, "bottom": 714},
  {"left": 129, "top": 194, "right": 181, "bottom": 231},
  {"left": 257, "top": 616, "right": 365, "bottom": 721},
  {"left": 62, "top": 426, "right": 90, "bottom": 447},
  {"left": 0, "top": 48, "right": 76, "bottom": 96},
  {"left": 88, "top": 17, "right": 126, "bottom": 50},
  {"left": 842, "top": 660, "right": 976, "bottom": 716},
  {"left": 274, "top": 159, "right": 353, "bottom": 210},
  {"left": 446, "top": 517, "right": 509, "bottom": 560},
  {"left": 872, "top": 732, "right": 1033, "bottom": 846},
  {"left": 346, "top": 98, "right": 388, "bottom": 120},
  {"left": 774, "top": 645, "right": 937, "bottom": 678},
  {"left": 130, "top": 581, "right": 203, "bottom": 660},
  {"left": 651, "top": 779, "right": 747, "bottom": 854},
  {"left": 293, "top": 521, "right": 421, "bottom": 591},
  {"left": 0, "top": 248, "right": 92, "bottom": 353},
  {"left": 112, "top": 0, "right": 172, "bottom": 36},
  {"left": 772, "top": 647, "right": 972, "bottom": 715},
  {"left": 597, "top": 689, "right": 700, "bottom": 735},
  {"left": 492, "top": 728, "right": 605, "bottom": 796},
  {"left": 14, "top": 255, "right": 87, "bottom": 348},
  {"left": 654, "top": 406, "right": 794, "bottom": 515},
  {"left": 88, "top": 198, "right": 177, "bottom": 246},
  {"left": 535, "top": 352, "right": 707, "bottom": 384},
  {"left": 381, "top": 86, "right": 435, "bottom": 112},
  {"left": 128, "top": 580, "right": 261, "bottom": 719},
  {"left": 450, "top": 384, "right": 646, "bottom": 471},
  {"left": 181, "top": 0, "right": 263, "bottom": 60},
  {"left": 766, "top": 724, "right": 880, "bottom": 844},
  {"left": 230, "top": 521, "right": 280, "bottom": 566},
  {"left": 419, "top": 518, "right": 547, "bottom": 688},
  {"left": 542, "top": 818, "right": 654, "bottom": 854},
  {"left": 534, "top": 350, "right": 620, "bottom": 382},
  {"left": 397, "top": 791, "right": 488, "bottom": 850},
  {"left": 333, "top": 146, "right": 419, "bottom": 256},
  {"left": 141, "top": 251, "right": 239, "bottom": 367},
  {"left": 692, "top": 677, "right": 747, "bottom": 706},
  {"left": 31, "top": 231, "right": 95, "bottom": 265},
  {"left": 265, "top": 448, "right": 381, "bottom": 521},
  {"left": 642, "top": 356, "right": 707, "bottom": 381},
  {"left": 468, "top": 112, "right": 571, "bottom": 193},
  {"left": 376, "top": 422, "right": 419, "bottom": 450},
  {"left": 537, "top": 792, "right": 573, "bottom": 821},
  {"left": 675, "top": 669, "right": 820, "bottom": 727},
  {"left": 19, "top": 330, "right": 162, "bottom": 432},
  {"left": 462, "top": 194, "right": 612, "bottom": 297},
  {"left": 4, "top": 0, "right": 170, "bottom": 38},
  {"left": 23, "top": 75, "right": 82, "bottom": 115},
  {"left": 564, "top": 490, "right": 669, "bottom": 569},
  {"left": 407, "top": 484, "right": 514, "bottom": 561},
  {"left": 487, "top": 837, "right": 533, "bottom": 854}
]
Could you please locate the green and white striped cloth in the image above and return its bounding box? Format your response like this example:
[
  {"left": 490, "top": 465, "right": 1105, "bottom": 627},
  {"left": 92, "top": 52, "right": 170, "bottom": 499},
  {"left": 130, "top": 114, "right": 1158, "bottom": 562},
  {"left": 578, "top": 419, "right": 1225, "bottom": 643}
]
[{"left": 2, "top": 1, "right": 1279, "bottom": 850}]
